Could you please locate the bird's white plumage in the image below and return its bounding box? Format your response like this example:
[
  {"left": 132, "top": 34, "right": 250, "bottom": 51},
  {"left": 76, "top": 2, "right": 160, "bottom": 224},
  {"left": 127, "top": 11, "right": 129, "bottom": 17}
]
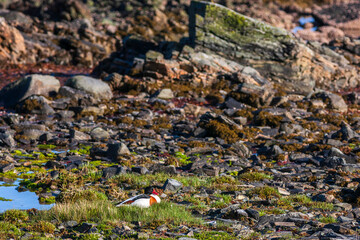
[{"left": 116, "top": 193, "right": 160, "bottom": 208}]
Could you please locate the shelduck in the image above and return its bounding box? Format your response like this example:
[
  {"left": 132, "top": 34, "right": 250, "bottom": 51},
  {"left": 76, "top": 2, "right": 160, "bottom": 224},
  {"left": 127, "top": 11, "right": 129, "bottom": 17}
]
[{"left": 116, "top": 190, "right": 161, "bottom": 208}]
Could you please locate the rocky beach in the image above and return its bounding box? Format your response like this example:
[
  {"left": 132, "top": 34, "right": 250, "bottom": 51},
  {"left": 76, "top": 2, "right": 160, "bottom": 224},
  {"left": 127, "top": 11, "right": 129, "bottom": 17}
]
[{"left": 0, "top": 0, "right": 360, "bottom": 239}]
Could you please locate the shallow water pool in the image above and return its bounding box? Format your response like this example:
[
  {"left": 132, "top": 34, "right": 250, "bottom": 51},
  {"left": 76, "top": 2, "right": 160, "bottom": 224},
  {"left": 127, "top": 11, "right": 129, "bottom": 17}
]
[{"left": 0, "top": 179, "right": 54, "bottom": 212}]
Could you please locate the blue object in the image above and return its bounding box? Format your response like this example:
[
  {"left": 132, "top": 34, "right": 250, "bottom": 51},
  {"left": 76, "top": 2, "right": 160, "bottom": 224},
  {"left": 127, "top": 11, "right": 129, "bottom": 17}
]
[
  {"left": 299, "top": 16, "right": 315, "bottom": 26},
  {"left": 0, "top": 180, "right": 54, "bottom": 212},
  {"left": 292, "top": 26, "right": 304, "bottom": 33}
]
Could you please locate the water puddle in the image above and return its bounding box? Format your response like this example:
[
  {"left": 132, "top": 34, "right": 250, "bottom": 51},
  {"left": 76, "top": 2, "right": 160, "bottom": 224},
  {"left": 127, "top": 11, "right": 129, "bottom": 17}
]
[
  {"left": 292, "top": 16, "right": 317, "bottom": 33},
  {"left": 0, "top": 179, "right": 54, "bottom": 212}
]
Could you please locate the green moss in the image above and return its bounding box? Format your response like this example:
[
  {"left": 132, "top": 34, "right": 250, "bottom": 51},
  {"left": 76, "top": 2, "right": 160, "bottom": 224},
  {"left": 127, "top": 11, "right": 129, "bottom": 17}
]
[
  {"left": 202, "top": 3, "right": 293, "bottom": 59},
  {"left": 0, "top": 221, "right": 22, "bottom": 238},
  {"left": 37, "top": 144, "right": 57, "bottom": 150},
  {"left": 1, "top": 209, "right": 29, "bottom": 223},
  {"left": 39, "top": 196, "right": 56, "bottom": 204},
  {"left": 238, "top": 172, "right": 273, "bottom": 182},
  {"left": 318, "top": 216, "right": 337, "bottom": 223},
  {"left": 194, "top": 231, "right": 237, "bottom": 240},
  {"left": 0, "top": 197, "right": 12, "bottom": 201},
  {"left": 31, "top": 221, "right": 55, "bottom": 233},
  {"left": 69, "top": 144, "right": 92, "bottom": 155}
]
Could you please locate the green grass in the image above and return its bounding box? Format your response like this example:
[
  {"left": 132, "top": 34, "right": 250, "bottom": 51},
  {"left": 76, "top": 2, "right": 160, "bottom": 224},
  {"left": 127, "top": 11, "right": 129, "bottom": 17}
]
[
  {"left": 318, "top": 216, "right": 337, "bottom": 223},
  {"left": 310, "top": 202, "right": 334, "bottom": 211},
  {"left": 247, "top": 186, "right": 280, "bottom": 200},
  {"left": 211, "top": 194, "right": 232, "bottom": 208},
  {"left": 37, "top": 200, "right": 202, "bottom": 226},
  {"left": 109, "top": 173, "right": 208, "bottom": 189},
  {"left": 0, "top": 221, "right": 22, "bottom": 239},
  {"left": 195, "top": 231, "right": 237, "bottom": 240},
  {"left": 37, "top": 144, "right": 57, "bottom": 150},
  {"left": 175, "top": 152, "right": 192, "bottom": 166},
  {"left": 57, "top": 189, "right": 108, "bottom": 203},
  {"left": 238, "top": 172, "right": 273, "bottom": 182},
  {"left": 0, "top": 209, "right": 29, "bottom": 223},
  {"left": 276, "top": 194, "right": 334, "bottom": 211}
]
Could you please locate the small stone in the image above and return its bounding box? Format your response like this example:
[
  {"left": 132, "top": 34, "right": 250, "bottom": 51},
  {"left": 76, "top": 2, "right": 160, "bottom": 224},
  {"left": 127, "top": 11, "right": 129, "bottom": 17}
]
[
  {"left": 131, "top": 166, "right": 148, "bottom": 175},
  {"left": 0, "top": 163, "right": 14, "bottom": 173},
  {"left": 274, "top": 222, "right": 296, "bottom": 227},
  {"left": 70, "top": 129, "right": 91, "bottom": 141},
  {"left": 75, "top": 222, "right": 95, "bottom": 233},
  {"left": 107, "top": 142, "right": 131, "bottom": 160},
  {"left": 163, "top": 178, "right": 183, "bottom": 192},
  {"left": 155, "top": 88, "right": 174, "bottom": 99},
  {"left": 64, "top": 221, "right": 78, "bottom": 228},
  {"left": 245, "top": 208, "right": 260, "bottom": 220},
  {"left": 45, "top": 161, "right": 62, "bottom": 169},
  {"left": 137, "top": 232, "right": 149, "bottom": 239},
  {"left": 90, "top": 127, "right": 110, "bottom": 141},
  {"left": 277, "top": 187, "right": 290, "bottom": 196}
]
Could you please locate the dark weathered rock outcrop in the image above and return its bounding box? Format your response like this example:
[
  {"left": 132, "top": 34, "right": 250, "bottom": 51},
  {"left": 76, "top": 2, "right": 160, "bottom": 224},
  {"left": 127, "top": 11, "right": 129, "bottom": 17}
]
[{"left": 189, "top": 1, "right": 359, "bottom": 94}]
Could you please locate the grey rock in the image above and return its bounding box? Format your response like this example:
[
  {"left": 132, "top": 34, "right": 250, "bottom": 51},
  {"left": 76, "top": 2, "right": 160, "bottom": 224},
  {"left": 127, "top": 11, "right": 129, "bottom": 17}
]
[
  {"left": 102, "top": 166, "right": 127, "bottom": 179},
  {"left": 332, "top": 121, "right": 358, "bottom": 141},
  {"left": 132, "top": 166, "right": 148, "bottom": 175},
  {"left": 0, "top": 129, "right": 16, "bottom": 148},
  {"left": 0, "top": 74, "right": 60, "bottom": 107},
  {"left": 64, "top": 220, "right": 78, "bottom": 228},
  {"left": 155, "top": 88, "right": 174, "bottom": 99},
  {"left": 245, "top": 208, "right": 260, "bottom": 220},
  {"left": 224, "top": 97, "right": 247, "bottom": 109},
  {"left": 22, "top": 129, "right": 45, "bottom": 141},
  {"left": 16, "top": 95, "right": 55, "bottom": 115},
  {"left": 65, "top": 75, "right": 113, "bottom": 100},
  {"left": 189, "top": 1, "right": 359, "bottom": 94},
  {"left": 337, "top": 216, "right": 353, "bottom": 223},
  {"left": 0, "top": 163, "right": 14, "bottom": 173},
  {"left": 234, "top": 83, "right": 274, "bottom": 108},
  {"left": 49, "top": 170, "right": 59, "bottom": 179},
  {"left": 149, "top": 164, "right": 177, "bottom": 175},
  {"left": 163, "top": 178, "right": 183, "bottom": 192},
  {"left": 75, "top": 222, "right": 96, "bottom": 233},
  {"left": 90, "top": 127, "right": 110, "bottom": 141},
  {"left": 231, "top": 141, "right": 251, "bottom": 159},
  {"left": 45, "top": 161, "right": 62, "bottom": 169},
  {"left": 70, "top": 129, "right": 91, "bottom": 141},
  {"left": 313, "top": 92, "right": 348, "bottom": 112},
  {"left": 107, "top": 142, "right": 131, "bottom": 160}
]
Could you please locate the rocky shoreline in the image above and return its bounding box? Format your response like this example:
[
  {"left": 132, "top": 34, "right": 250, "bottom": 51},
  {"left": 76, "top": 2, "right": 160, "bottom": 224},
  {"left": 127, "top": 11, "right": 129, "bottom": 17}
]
[{"left": 0, "top": 0, "right": 360, "bottom": 239}]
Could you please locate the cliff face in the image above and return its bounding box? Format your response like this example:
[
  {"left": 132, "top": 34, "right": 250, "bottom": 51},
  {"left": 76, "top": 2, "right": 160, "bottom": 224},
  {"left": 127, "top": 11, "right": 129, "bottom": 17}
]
[{"left": 189, "top": 1, "right": 359, "bottom": 94}]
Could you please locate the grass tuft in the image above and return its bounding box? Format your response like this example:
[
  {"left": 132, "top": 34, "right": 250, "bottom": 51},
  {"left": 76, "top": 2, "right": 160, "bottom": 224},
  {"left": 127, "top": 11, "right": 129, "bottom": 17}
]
[
  {"left": 238, "top": 172, "right": 273, "bottom": 182},
  {"left": 37, "top": 200, "right": 202, "bottom": 226},
  {"left": 247, "top": 186, "right": 280, "bottom": 200}
]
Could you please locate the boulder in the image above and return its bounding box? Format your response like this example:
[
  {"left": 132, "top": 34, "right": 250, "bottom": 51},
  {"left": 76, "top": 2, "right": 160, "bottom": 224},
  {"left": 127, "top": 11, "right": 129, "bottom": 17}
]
[
  {"left": 65, "top": 75, "right": 113, "bottom": 101},
  {"left": 0, "top": 74, "right": 60, "bottom": 107},
  {"left": 189, "top": 1, "right": 359, "bottom": 94},
  {"left": 0, "top": 17, "right": 26, "bottom": 64}
]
